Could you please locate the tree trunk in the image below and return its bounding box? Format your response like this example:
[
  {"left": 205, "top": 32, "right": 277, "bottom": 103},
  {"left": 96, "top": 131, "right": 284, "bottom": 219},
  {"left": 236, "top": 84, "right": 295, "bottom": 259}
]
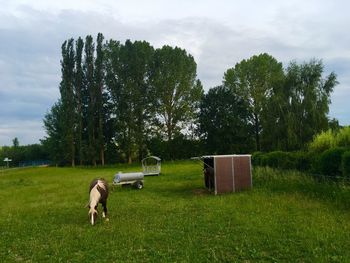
[
  {"left": 254, "top": 113, "right": 261, "bottom": 151},
  {"left": 100, "top": 149, "right": 105, "bottom": 166}
]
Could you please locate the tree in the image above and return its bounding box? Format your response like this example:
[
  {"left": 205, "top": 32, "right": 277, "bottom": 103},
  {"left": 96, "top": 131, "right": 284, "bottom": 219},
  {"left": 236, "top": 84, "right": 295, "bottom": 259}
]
[
  {"left": 83, "top": 35, "right": 97, "bottom": 165},
  {"left": 60, "top": 39, "right": 76, "bottom": 166},
  {"left": 199, "top": 86, "right": 253, "bottom": 154},
  {"left": 42, "top": 101, "right": 65, "bottom": 165},
  {"left": 105, "top": 40, "right": 154, "bottom": 163},
  {"left": 12, "top": 137, "right": 19, "bottom": 148},
  {"left": 74, "top": 37, "right": 85, "bottom": 165},
  {"left": 223, "top": 53, "right": 284, "bottom": 151},
  {"left": 95, "top": 33, "right": 106, "bottom": 165},
  {"left": 150, "top": 45, "right": 203, "bottom": 144},
  {"left": 283, "top": 59, "right": 337, "bottom": 150}
]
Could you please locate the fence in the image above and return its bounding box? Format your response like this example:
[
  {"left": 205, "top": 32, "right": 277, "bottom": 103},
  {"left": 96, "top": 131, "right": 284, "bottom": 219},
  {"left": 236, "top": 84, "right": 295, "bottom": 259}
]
[{"left": 18, "top": 160, "right": 50, "bottom": 167}]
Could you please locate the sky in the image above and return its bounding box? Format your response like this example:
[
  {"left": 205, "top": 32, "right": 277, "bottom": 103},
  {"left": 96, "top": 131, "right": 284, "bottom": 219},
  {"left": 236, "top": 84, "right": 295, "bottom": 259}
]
[{"left": 0, "top": 0, "right": 349, "bottom": 145}]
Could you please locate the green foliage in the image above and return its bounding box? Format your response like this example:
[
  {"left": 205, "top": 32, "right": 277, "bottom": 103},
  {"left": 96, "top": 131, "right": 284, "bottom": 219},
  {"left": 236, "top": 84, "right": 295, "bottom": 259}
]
[
  {"left": 223, "top": 53, "right": 284, "bottom": 151},
  {"left": 317, "top": 147, "right": 347, "bottom": 177},
  {"left": 308, "top": 129, "right": 335, "bottom": 153},
  {"left": 150, "top": 45, "right": 203, "bottom": 142},
  {"left": 1, "top": 164, "right": 350, "bottom": 261},
  {"left": 42, "top": 101, "right": 66, "bottom": 165},
  {"left": 0, "top": 143, "right": 49, "bottom": 167},
  {"left": 95, "top": 33, "right": 106, "bottom": 165},
  {"left": 12, "top": 137, "right": 19, "bottom": 147},
  {"left": 335, "top": 126, "right": 350, "bottom": 148},
  {"left": 199, "top": 85, "right": 253, "bottom": 154},
  {"left": 283, "top": 60, "right": 338, "bottom": 150},
  {"left": 252, "top": 151, "right": 264, "bottom": 166},
  {"left": 44, "top": 36, "right": 339, "bottom": 166},
  {"left": 84, "top": 35, "right": 97, "bottom": 165},
  {"left": 105, "top": 39, "right": 155, "bottom": 163},
  {"left": 74, "top": 37, "right": 84, "bottom": 165},
  {"left": 309, "top": 126, "right": 350, "bottom": 154},
  {"left": 260, "top": 151, "right": 292, "bottom": 169},
  {"left": 253, "top": 151, "right": 311, "bottom": 171},
  {"left": 148, "top": 135, "right": 202, "bottom": 160},
  {"left": 292, "top": 151, "right": 312, "bottom": 171},
  {"left": 341, "top": 151, "right": 350, "bottom": 177}
]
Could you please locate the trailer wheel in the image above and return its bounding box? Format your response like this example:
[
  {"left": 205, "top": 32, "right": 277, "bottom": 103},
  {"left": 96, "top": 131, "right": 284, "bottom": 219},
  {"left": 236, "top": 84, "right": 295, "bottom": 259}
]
[{"left": 135, "top": 181, "right": 143, "bottom": 189}]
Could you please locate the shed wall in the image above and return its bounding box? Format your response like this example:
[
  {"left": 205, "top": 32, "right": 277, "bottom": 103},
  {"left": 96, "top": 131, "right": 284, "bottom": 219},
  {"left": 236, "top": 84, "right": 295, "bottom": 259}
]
[
  {"left": 214, "top": 157, "right": 234, "bottom": 194},
  {"left": 233, "top": 156, "right": 252, "bottom": 191}
]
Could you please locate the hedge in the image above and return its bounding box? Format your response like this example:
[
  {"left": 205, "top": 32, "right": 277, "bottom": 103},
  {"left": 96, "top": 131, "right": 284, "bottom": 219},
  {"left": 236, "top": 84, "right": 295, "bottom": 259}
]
[
  {"left": 342, "top": 151, "right": 350, "bottom": 177},
  {"left": 317, "top": 147, "right": 347, "bottom": 177},
  {"left": 252, "top": 151, "right": 311, "bottom": 171}
]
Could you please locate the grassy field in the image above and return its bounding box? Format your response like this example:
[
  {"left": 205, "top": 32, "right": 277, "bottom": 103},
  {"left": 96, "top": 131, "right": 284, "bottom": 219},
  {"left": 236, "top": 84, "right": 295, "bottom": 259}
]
[{"left": 0, "top": 161, "right": 350, "bottom": 262}]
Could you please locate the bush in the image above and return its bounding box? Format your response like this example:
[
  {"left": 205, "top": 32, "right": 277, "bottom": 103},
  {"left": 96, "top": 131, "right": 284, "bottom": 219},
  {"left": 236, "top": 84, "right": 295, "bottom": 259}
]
[
  {"left": 335, "top": 126, "right": 350, "bottom": 148},
  {"left": 308, "top": 130, "right": 335, "bottom": 153},
  {"left": 341, "top": 151, "right": 350, "bottom": 177},
  {"left": 252, "top": 152, "right": 264, "bottom": 166},
  {"left": 260, "top": 151, "right": 292, "bottom": 169},
  {"left": 253, "top": 151, "right": 311, "bottom": 171},
  {"left": 317, "top": 147, "right": 347, "bottom": 177},
  {"left": 291, "top": 151, "right": 312, "bottom": 171}
]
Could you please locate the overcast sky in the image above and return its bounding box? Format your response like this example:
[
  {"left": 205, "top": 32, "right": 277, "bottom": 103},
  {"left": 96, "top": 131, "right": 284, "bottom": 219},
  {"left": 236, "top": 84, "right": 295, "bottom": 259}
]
[{"left": 0, "top": 0, "right": 349, "bottom": 145}]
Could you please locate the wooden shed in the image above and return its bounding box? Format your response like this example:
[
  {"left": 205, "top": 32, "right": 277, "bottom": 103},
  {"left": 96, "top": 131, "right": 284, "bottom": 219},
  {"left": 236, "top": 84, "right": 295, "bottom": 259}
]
[{"left": 198, "top": 155, "right": 252, "bottom": 194}]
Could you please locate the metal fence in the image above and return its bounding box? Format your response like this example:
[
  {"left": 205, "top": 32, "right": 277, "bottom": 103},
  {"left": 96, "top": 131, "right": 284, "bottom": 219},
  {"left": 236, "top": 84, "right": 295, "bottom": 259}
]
[{"left": 18, "top": 160, "right": 50, "bottom": 167}]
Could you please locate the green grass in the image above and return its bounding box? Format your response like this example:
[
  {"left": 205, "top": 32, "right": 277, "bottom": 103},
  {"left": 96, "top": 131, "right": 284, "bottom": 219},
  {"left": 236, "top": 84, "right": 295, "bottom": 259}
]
[{"left": 1, "top": 161, "right": 350, "bottom": 262}]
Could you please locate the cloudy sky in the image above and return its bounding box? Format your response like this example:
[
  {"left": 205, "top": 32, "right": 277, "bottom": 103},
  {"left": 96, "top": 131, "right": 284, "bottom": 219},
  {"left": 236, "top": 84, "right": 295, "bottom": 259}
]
[{"left": 0, "top": 0, "right": 349, "bottom": 145}]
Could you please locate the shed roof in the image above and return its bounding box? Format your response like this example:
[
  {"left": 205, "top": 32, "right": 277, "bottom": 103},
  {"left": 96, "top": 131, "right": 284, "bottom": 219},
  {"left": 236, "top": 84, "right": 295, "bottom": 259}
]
[{"left": 192, "top": 154, "right": 251, "bottom": 159}]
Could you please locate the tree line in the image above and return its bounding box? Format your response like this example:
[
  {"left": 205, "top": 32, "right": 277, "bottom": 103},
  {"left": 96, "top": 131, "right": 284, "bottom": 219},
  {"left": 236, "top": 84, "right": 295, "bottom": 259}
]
[
  {"left": 42, "top": 34, "right": 203, "bottom": 166},
  {"left": 42, "top": 33, "right": 338, "bottom": 166},
  {"left": 0, "top": 138, "right": 48, "bottom": 167}
]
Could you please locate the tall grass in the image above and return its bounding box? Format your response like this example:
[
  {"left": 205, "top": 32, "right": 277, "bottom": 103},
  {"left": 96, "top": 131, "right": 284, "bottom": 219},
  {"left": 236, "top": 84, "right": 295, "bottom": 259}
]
[{"left": 0, "top": 162, "right": 350, "bottom": 262}]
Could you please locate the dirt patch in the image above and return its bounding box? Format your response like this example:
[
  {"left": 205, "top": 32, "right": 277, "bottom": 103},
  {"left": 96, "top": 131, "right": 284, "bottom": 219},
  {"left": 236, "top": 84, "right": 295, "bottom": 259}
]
[{"left": 192, "top": 188, "right": 210, "bottom": 196}]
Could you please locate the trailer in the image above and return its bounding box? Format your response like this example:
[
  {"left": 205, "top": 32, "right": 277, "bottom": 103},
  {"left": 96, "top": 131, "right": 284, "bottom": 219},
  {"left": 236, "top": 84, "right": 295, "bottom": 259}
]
[
  {"left": 112, "top": 156, "right": 161, "bottom": 189},
  {"left": 142, "top": 156, "right": 161, "bottom": 176},
  {"left": 113, "top": 172, "right": 144, "bottom": 189}
]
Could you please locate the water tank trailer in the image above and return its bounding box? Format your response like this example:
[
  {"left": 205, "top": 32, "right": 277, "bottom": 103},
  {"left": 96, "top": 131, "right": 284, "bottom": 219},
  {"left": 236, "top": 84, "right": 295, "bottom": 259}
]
[
  {"left": 113, "top": 171, "right": 144, "bottom": 189},
  {"left": 112, "top": 156, "right": 161, "bottom": 189}
]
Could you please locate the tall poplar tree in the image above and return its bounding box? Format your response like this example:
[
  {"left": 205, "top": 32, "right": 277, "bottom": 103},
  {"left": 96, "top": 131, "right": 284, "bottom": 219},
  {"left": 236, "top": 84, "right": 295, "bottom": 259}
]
[
  {"left": 60, "top": 38, "right": 76, "bottom": 166},
  {"left": 74, "top": 37, "right": 84, "bottom": 165},
  {"left": 95, "top": 33, "right": 105, "bottom": 165},
  {"left": 104, "top": 40, "right": 154, "bottom": 163},
  {"left": 83, "top": 35, "right": 97, "bottom": 165}
]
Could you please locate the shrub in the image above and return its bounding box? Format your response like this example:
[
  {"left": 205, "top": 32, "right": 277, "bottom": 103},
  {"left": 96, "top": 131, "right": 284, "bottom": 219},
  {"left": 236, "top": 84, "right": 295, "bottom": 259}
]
[
  {"left": 308, "top": 130, "right": 335, "bottom": 153},
  {"left": 261, "top": 151, "right": 293, "bottom": 169},
  {"left": 291, "top": 151, "right": 312, "bottom": 171},
  {"left": 252, "top": 152, "right": 263, "bottom": 166},
  {"left": 317, "top": 147, "right": 347, "bottom": 177},
  {"left": 341, "top": 151, "right": 350, "bottom": 177},
  {"left": 335, "top": 126, "right": 350, "bottom": 148},
  {"left": 253, "top": 151, "right": 311, "bottom": 171}
]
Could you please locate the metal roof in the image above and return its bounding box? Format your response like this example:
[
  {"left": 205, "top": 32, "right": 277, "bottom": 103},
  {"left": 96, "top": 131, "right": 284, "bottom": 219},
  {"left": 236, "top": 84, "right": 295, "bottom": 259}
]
[{"left": 192, "top": 154, "right": 251, "bottom": 159}]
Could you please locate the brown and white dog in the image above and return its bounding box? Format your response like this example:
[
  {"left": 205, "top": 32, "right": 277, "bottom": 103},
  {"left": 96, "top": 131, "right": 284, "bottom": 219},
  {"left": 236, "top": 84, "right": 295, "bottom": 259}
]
[{"left": 88, "top": 178, "right": 109, "bottom": 225}]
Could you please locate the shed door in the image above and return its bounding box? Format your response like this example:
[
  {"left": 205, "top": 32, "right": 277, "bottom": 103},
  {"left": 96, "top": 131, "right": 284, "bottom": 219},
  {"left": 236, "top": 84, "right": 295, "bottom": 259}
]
[
  {"left": 214, "top": 157, "right": 234, "bottom": 194},
  {"left": 233, "top": 156, "right": 252, "bottom": 191}
]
